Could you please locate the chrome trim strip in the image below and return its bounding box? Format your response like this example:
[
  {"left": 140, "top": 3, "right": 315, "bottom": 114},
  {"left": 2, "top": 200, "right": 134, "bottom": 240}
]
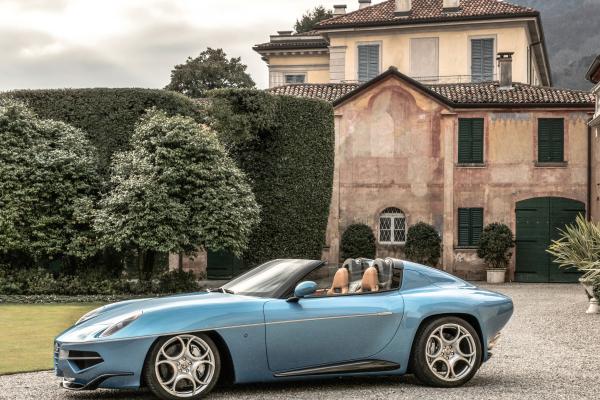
[
  {"left": 58, "top": 311, "right": 394, "bottom": 344},
  {"left": 60, "top": 372, "right": 133, "bottom": 391},
  {"left": 274, "top": 360, "right": 399, "bottom": 377},
  {"left": 265, "top": 311, "right": 393, "bottom": 326}
]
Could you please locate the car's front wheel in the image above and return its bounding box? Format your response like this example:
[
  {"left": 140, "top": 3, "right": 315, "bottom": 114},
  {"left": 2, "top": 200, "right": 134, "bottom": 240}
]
[
  {"left": 144, "top": 333, "right": 221, "bottom": 400},
  {"left": 410, "top": 317, "right": 482, "bottom": 387}
]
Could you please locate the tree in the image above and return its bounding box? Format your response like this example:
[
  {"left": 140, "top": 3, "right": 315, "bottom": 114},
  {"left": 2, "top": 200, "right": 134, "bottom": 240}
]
[
  {"left": 165, "top": 48, "right": 255, "bottom": 98},
  {"left": 404, "top": 222, "right": 442, "bottom": 267},
  {"left": 294, "top": 6, "right": 333, "bottom": 33},
  {"left": 477, "top": 223, "right": 515, "bottom": 269},
  {"left": 340, "top": 224, "right": 376, "bottom": 260},
  {"left": 0, "top": 100, "right": 99, "bottom": 268},
  {"left": 95, "top": 109, "right": 260, "bottom": 280}
]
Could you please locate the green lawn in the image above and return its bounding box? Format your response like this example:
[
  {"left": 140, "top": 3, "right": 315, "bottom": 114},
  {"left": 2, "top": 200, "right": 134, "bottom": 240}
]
[{"left": 0, "top": 303, "right": 101, "bottom": 375}]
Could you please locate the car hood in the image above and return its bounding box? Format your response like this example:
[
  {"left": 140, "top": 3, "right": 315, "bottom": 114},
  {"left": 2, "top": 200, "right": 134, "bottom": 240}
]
[{"left": 57, "top": 291, "right": 267, "bottom": 343}]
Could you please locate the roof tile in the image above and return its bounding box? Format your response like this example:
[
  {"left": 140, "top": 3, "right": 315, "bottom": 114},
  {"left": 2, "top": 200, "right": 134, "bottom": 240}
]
[
  {"left": 267, "top": 81, "right": 594, "bottom": 107},
  {"left": 317, "top": 0, "right": 537, "bottom": 28}
]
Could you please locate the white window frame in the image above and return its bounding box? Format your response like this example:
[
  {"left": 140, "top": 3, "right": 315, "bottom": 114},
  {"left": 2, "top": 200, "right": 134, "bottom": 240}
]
[
  {"left": 284, "top": 73, "right": 306, "bottom": 84},
  {"left": 379, "top": 208, "right": 406, "bottom": 245}
]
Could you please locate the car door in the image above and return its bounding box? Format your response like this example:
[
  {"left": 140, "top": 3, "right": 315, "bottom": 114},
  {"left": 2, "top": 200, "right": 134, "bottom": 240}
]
[{"left": 263, "top": 292, "right": 404, "bottom": 372}]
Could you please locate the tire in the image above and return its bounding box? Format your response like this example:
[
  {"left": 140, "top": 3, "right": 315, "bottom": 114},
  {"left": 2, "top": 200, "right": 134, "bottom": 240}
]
[
  {"left": 144, "top": 333, "right": 221, "bottom": 400},
  {"left": 410, "top": 316, "right": 482, "bottom": 387}
]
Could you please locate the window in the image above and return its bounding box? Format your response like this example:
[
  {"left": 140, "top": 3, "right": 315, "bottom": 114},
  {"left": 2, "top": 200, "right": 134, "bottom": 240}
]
[
  {"left": 379, "top": 208, "right": 406, "bottom": 244},
  {"left": 471, "top": 38, "right": 494, "bottom": 82},
  {"left": 458, "top": 118, "right": 484, "bottom": 164},
  {"left": 285, "top": 74, "right": 305, "bottom": 84},
  {"left": 410, "top": 37, "right": 439, "bottom": 82},
  {"left": 538, "top": 118, "right": 564, "bottom": 163},
  {"left": 358, "top": 44, "right": 380, "bottom": 82},
  {"left": 458, "top": 208, "right": 484, "bottom": 247}
]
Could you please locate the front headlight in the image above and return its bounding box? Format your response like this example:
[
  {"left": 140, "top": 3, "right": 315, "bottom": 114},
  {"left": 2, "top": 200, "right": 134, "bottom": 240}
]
[
  {"left": 76, "top": 306, "right": 107, "bottom": 325},
  {"left": 99, "top": 310, "right": 142, "bottom": 338}
]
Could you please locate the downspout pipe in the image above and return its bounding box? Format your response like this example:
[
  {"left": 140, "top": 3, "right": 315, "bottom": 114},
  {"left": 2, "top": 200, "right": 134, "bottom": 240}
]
[{"left": 588, "top": 119, "right": 593, "bottom": 221}]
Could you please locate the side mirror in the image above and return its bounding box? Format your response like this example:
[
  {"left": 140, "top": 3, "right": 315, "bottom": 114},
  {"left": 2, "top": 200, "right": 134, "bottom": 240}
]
[{"left": 288, "top": 281, "right": 318, "bottom": 302}]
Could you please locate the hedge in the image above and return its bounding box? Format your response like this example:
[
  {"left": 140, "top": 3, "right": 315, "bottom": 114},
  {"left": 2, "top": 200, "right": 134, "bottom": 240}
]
[
  {"left": 208, "top": 90, "right": 334, "bottom": 265},
  {"left": 1, "top": 88, "right": 202, "bottom": 172},
  {"left": 340, "top": 224, "right": 376, "bottom": 260}
]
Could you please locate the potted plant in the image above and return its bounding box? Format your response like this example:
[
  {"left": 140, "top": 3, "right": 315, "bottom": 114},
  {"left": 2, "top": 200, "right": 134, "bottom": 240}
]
[
  {"left": 405, "top": 222, "right": 442, "bottom": 267},
  {"left": 477, "top": 223, "right": 515, "bottom": 284},
  {"left": 547, "top": 215, "right": 600, "bottom": 314}
]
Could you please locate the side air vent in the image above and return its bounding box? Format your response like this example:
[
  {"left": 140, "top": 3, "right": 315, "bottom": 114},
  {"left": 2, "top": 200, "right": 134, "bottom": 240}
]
[{"left": 67, "top": 350, "right": 104, "bottom": 370}]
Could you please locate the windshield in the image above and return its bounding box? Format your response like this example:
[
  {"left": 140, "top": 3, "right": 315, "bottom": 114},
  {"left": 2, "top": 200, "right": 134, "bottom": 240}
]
[{"left": 222, "top": 259, "right": 320, "bottom": 298}]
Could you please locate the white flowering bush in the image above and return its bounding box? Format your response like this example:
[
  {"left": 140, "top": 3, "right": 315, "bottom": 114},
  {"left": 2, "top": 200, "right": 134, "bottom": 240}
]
[
  {"left": 0, "top": 100, "right": 99, "bottom": 265},
  {"left": 94, "top": 109, "right": 260, "bottom": 279}
]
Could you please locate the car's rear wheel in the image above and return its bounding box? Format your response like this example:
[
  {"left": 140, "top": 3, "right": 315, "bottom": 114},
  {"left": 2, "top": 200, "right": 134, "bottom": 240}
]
[
  {"left": 410, "top": 316, "right": 481, "bottom": 387},
  {"left": 145, "top": 333, "right": 221, "bottom": 399}
]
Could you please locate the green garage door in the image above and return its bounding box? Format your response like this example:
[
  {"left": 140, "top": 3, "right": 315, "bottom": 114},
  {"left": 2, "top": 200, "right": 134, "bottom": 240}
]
[{"left": 515, "top": 197, "right": 585, "bottom": 282}]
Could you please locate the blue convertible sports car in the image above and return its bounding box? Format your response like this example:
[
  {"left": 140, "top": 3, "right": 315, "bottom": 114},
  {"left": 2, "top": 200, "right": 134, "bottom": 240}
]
[{"left": 55, "top": 258, "right": 513, "bottom": 399}]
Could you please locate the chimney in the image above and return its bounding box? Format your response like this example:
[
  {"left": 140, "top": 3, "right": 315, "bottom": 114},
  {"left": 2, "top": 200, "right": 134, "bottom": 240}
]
[
  {"left": 277, "top": 30, "right": 293, "bottom": 36},
  {"left": 395, "top": 0, "right": 412, "bottom": 15},
  {"left": 443, "top": 0, "right": 460, "bottom": 11},
  {"left": 333, "top": 4, "right": 347, "bottom": 15},
  {"left": 497, "top": 52, "right": 514, "bottom": 89},
  {"left": 359, "top": 0, "right": 372, "bottom": 9}
]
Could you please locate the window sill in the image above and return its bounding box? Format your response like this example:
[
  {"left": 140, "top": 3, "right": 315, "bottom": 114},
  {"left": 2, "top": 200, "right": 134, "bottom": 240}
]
[
  {"left": 379, "top": 243, "right": 406, "bottom": 247},
  {"left": 456, "top": 163, "right": 486, "bottom": 168},
  {"left": 454, "top": 246, "right": 478, "bottom": 251},
  {"left": 534, "top": 161, "right": 568, "bottom": 168}
]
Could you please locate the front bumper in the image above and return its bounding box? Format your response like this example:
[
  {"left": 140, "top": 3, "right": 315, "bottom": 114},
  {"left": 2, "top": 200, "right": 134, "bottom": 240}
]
[{"left": 54, "top": 336, "right": 156, "bottom": 390}]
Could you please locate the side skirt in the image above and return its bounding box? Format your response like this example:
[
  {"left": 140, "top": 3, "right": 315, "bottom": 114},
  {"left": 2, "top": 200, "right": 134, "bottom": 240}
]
[{"left": 273, "top": 360, "right": 399, "bottom": 378}]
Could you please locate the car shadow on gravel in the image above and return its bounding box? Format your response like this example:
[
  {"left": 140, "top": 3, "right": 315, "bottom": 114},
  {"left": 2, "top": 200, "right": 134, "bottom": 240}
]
[{"left": 60, "top": 375, "right": 440, "bottom": 399}]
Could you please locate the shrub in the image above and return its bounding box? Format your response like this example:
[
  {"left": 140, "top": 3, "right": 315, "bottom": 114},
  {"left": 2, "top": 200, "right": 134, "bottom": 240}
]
[
  {"left": 0, "top": 100, "right": 99, "bottom": 265},
  {"left": 477, "top": 223, "right": 515, "bottom": 269},
  {"left": 2, "top": 88, "right": 202, "bottom": 173},
  {"left": 95, "top": 109, "right": 260, "bottom": 280},
  {"left": 340, "top": 224, "right": 376, "bottom": 260},
  {"left": 547, "top": 215, "right": 600, "bottom": 281},
  {"left": 404, "top": 222, "right": 442, "bottom": 267},
  {"left": 0, "top": 266, "right": 200, "bottom": 296},
  {"left": 158, "top": 270, "right": 200, "bottom": 294},
  {"left": 208, "top": 90, "right": 334, "bottom": 266}
]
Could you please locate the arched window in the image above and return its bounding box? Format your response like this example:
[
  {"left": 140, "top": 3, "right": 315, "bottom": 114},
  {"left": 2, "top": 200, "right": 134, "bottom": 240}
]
[{"left": 379, "top": 208, "right": 406, "bottom": 244}]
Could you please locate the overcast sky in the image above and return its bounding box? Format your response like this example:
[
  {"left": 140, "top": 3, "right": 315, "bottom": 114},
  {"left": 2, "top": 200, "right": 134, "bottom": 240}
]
[{"left": 0, "top": 0, "right": 382, "bottom": 91}]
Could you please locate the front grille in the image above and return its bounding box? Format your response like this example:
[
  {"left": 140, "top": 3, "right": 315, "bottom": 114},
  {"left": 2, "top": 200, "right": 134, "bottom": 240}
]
[{"left": 65, "top": 350, "right": 104, "bottom": 371}]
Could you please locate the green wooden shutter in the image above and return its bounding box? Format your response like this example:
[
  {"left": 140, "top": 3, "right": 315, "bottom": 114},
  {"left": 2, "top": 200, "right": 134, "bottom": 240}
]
[
  {"left": 458, "top": 119, "right": 484, "bottom": 163},
  {"left": 550, "top": 119, "right": 564, "bottom": 162},
  {"left": 358, "top": 46, "right": 369, "bottom": 82},
  {"left": 482, "top": 39, "right": 494, "bottom": 80},
  {"left": 471, "top": 39, "right": 494, "bottom": 82},
  {"left": 471, "top": 119, "right": 484, "bottom": 163},
  {"left": 458, "top": 208, "right": 471, "bottom": 246},
  {"left": 358, "top": 44, "right": 379, "bottom": 82},
  {"left": 538, "top": 118, "right": 564, "bottom": 163},
  {"left": 470, "top": 208, "right": 484, "bottom": 245},
  {"left": 458, "top": 119, "right": 473, "bottom": 163}
]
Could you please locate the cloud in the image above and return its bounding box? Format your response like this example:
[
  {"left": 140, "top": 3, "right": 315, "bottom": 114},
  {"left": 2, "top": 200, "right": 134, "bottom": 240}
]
[{"left": 0, "top": 0, "right": 375, "bottom": 90}]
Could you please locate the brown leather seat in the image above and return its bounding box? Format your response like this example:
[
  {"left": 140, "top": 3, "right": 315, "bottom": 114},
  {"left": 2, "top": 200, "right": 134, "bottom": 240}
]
[
  {"left": 327, "top": 267, "right": 349, "bottom": 295},
  {"left": 360, "top": 266, "right": 379, "bottom": 292}
]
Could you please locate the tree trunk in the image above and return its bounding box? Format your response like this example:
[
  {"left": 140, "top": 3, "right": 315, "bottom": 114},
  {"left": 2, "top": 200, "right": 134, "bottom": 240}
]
[{"left": 142, "top": 250, "right": 155, "bottom": 281}]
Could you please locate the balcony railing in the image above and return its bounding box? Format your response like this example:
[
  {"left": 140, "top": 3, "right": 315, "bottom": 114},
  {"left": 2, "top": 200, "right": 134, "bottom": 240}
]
[{"left": 342, "top": 74, "right": 499, "bottom": 85}]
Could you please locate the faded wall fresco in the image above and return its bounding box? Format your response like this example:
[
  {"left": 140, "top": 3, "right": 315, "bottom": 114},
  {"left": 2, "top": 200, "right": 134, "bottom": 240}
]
[{"left": 325, "top": 75, "right": 592, "bottom": 281}]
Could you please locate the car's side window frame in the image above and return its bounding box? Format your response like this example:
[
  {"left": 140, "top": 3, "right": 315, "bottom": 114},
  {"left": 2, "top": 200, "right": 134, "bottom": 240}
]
[{"left": 280, "top": 266, "right": 403, "bottom": 299}]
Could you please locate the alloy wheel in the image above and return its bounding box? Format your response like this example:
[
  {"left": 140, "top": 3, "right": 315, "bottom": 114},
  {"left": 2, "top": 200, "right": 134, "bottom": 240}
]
[{"left": 154, "top": 334, "right": 216, "bottom": 398}]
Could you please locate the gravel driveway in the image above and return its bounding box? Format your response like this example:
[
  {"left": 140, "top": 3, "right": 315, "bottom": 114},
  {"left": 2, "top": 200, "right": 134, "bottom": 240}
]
[{"left": 1, "top": 283, "right": 598, "bottom": 400}]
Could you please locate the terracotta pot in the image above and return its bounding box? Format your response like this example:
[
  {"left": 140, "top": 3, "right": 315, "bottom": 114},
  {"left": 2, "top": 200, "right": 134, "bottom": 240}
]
[
  {"left": 486, "top": 268, "right": 506, "bottom": 284},
  {"left": 579, "top": 278, "right": 600, "bottom": 314}
]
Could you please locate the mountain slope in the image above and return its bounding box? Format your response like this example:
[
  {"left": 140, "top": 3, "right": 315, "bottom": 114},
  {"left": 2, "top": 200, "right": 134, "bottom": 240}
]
[{"left": 511, "top": 0, "right": 599, "bottom": 90}]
